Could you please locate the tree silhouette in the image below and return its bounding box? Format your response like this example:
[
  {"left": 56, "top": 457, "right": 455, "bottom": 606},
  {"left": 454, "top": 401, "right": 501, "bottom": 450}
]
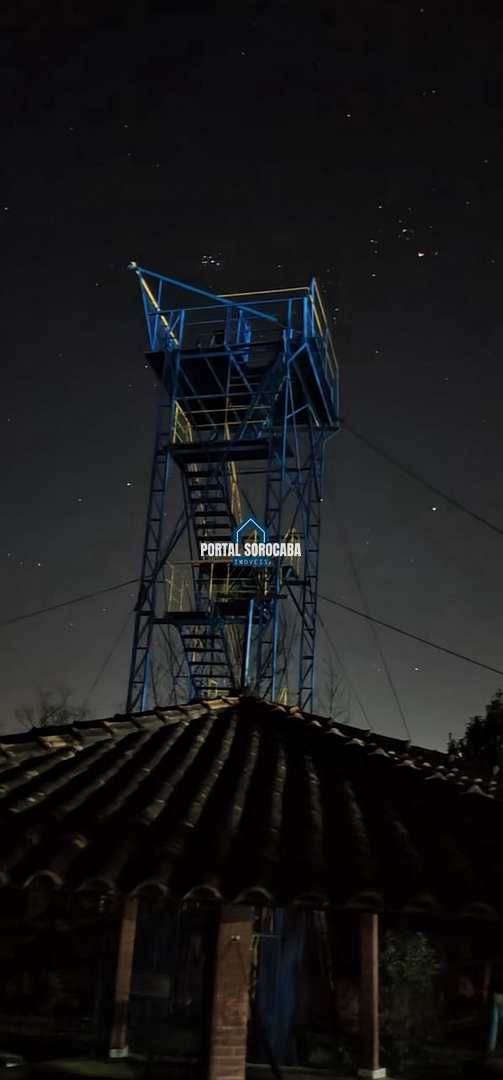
[
  {"left": 447, "top": 689, "right": 503, "bottom": 772},
  {"left": 14, "top": 687, "right": 91, "bottom": 730},
  {"left": 322, "top": 657, "right": 349, "bottom": 722}
]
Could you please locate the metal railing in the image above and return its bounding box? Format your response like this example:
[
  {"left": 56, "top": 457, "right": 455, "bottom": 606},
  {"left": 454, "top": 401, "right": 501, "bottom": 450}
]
[
  {"left": 309, "top": 278, "right": 338, "bottom": 381},
  {"left": 172, "top": 401, "right": 193, "bottom": 444},
  {"left": 139, "top": 272, "right": 338, "bottom": 384},
  {"left": 164, "top": 563, "right": 189, "bottom": 612},
  {"left": 164, "top": 561, "right": 263, "bottom": 613}
]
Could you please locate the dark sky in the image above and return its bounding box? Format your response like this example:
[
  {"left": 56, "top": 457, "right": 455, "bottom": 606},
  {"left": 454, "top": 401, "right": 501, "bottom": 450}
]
[{"left": 2, "top": 0, "right": 503, "bottom": 748}]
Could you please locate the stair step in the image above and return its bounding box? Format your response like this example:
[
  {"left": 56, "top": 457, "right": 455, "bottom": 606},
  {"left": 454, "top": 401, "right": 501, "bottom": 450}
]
[
  {"left": 188, "top": 656, "right": 227, "bottom": 665},
  {"left": 190, "top": 504, "right": 228, "bottom": 513},
  {"left": 188, "top": 482, "right": 225, "bottom": 491},
  {"left": 192, "top": 510, "right": 230, "bottom": 518},
  {"left": 173, "top": 439, "right": 274, "bottom": 464},
  {"left": 181, "top": 640, "right": 223, "bottom": 647},
  {"left": 180, "top": 635, "right": 222, "bottom": 643},
  {"left": 188, "top": 484, "right": 225, "bottom": 491},
  {"left": 180, "top": 633, "right": 222, "bottom": 641},
  {"left": 192, "top": 520, "right": 229, "bottom": 529},
  {"left": 192, "top": 535, "right": 232, "bottom": 544},
  {"left": 191, "top": 509, "right": 228, "bottom": 518},
  {"left": 198, "top": 690, "right": 233, "bottom": 696},
  {"left": 187, "top": 474, "right": 224, "bottom": 483},
  {"left": 186, "top": 646, "right": 226, "bottom": 654},
  {"left": 185, "top": 643, "right": 224, "bottom": 651},
  {"left": 180, "top": 639, "right": 222, "bottom": 648},
  {"left": 188, "top": 476, "right": 224, "bottom": 482},
  {"left": 166, "top": 611, "right": 227, "bottom": 626}
]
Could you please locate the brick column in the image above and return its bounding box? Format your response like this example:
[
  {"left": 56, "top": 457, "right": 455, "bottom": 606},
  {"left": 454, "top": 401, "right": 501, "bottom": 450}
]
[
  {"left": 358, "top": 913, "right": 386, "bottom": 1079},
  {"left": 207, "top": 905, "right": 254, "bottom": 1080},
  {"left": 109, "top": 895, "right": 139, "bottom": 1058}
]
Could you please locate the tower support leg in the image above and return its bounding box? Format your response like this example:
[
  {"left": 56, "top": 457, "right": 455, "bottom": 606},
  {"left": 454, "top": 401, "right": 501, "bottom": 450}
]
[{"left": 241, "top": 598, "right": 255, "bottom": 689}]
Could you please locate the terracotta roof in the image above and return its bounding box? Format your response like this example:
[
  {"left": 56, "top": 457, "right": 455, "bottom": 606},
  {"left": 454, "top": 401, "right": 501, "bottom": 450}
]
[{"left": 1, "top": 695, "right": 503, "bottom": 919}]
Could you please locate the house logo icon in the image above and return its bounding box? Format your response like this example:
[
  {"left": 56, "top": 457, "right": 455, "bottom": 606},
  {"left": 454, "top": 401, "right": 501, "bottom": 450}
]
[
  {"left": 233, "top": 516, "right": 268, "bottom": 548},
  {"left": 232, "top": 516, "right": 270, "bottom": 567}
]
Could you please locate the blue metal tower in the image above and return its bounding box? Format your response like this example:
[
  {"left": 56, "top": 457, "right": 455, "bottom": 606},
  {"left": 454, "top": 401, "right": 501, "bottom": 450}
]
[{"left": 127, "top": 266, "right": 340, "bottom": 713}]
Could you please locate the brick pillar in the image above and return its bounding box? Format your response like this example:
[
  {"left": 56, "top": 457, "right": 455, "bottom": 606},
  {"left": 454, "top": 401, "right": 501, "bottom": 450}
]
[
  {"left": 207, "top": 905, "right": 254, "bottom": 1080},
  {"left": 109, "top": 895, "right": 139, "bottom": 1058},
  {"left": 358, "top": 913, "right": 386, "bottom": 1079}
]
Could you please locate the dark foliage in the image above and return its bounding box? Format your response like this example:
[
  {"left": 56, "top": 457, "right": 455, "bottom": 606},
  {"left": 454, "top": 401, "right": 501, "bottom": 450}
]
[{"left": 448, "top": 690, "right": 503, "bottom": 773}]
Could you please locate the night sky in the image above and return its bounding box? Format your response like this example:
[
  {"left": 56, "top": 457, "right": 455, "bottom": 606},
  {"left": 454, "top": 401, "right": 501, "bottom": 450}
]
[{"left": 2, "top": 0, "right": 503, "bottom": 748}]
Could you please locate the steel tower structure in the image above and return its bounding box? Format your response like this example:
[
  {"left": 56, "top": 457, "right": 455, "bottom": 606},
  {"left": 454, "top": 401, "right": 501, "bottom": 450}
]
[{"left": 127, "top": 265, "right": 340, "bottom": 713}]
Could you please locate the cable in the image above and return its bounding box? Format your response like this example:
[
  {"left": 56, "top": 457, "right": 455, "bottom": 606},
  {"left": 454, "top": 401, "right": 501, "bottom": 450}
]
[
  {"left": 318, "top": 594, "right": 503, "bottom": 678},
  {"left": 317, "top": 610, "right": 375, "bottom": 731},
  {"left": 85, "top": 608, "right": 135, "bottom": 704},
  {"left": 337, "top": 524, "right": 411, "bottom": 741},
  {"left": 0, "top": 578, "right": 140, "bottom": 628},
  {"left": 2, "top": 571, "right": 502, "bottom": 683},
  {"left": 344, "top": 424, "right": 503, "bottom": 540}
]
